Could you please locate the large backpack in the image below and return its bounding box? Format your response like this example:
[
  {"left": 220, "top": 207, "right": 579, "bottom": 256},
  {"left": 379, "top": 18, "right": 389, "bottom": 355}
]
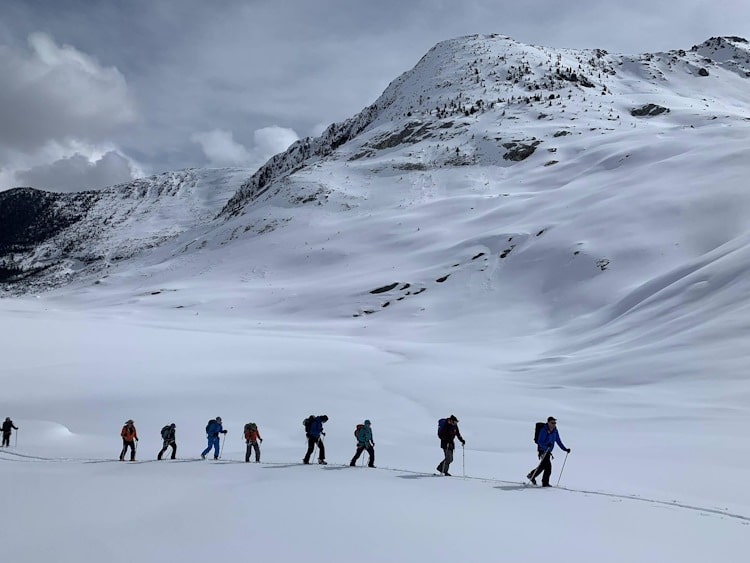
[
  {"left": 354, "top": 424, "right": 364, "bottom": 441},
  {"left": 533, "top": 422, "right": 545, "bottom": 444},
  {"left": 437, "top": 418, "right": 448, "bottom": 438},
  {"left": 303, "top": 415, "right": 314, "bottom": 434},
  {"left": 161, "top": 425, "right": 171, "bottom": 440},
  {"left": 206, "top": 419, "right": 216, "bottom": 434},
  {"left": 244, "top": 422, "right": 257, "bottom": 434}
]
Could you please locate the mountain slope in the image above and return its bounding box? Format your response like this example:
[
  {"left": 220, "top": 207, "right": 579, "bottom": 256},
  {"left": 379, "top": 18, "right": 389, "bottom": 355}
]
[{"left": 2, "top": 34, "right": 750, "bottom": 373}]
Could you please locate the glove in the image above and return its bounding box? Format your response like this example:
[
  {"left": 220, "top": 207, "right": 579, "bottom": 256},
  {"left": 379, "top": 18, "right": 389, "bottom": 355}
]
[
  {"left": 260, "top": 438, "right": 263, "bottom": 443},
  {"left": 370, "top": 442, "right": 375, "bottom": 447},
  {"left": 322, "top": 432, "right": 326, "bottom": 436},
  {"left": 135, "top": 437, "right": 139, "bottom": 442},
  {"left": 566, "top": 448, "right": 571, "bottom": 453},
  {"left": 222, "top": 430, "right": 228, "bottom": 434},
  {"left": 460, "top": 439, "right": 466, "bottom": 446},
  {"left": 305, "top": 433, "right": 311, "bottom": 439}
]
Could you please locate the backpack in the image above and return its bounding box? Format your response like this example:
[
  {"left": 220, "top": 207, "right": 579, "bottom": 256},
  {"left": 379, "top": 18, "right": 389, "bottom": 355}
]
[
  {"left": 206, "top": 419, "right": 216, "bottom": 434},
  {"left": 534, "top": 422, "right": 545, "bottom": 444},
  {"left": 161, "top": 425, "right": 171, "bottom": 440},
  {"left": 244, "top": 422, "right": 257, "bottom": 434},
  {"left": 303, "top": 416, "right": 314, "bottom": 433},
  {"left": 437, "top": 418, "right": 447, "bottom": 438},
  {"left": 354, "top": 424, "right": 364, "bottom": 440}
]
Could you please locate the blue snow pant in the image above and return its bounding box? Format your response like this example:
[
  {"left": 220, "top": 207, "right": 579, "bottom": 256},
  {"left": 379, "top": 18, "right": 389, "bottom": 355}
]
[{"left": 202, "top": 436, "right": 220, "bottom": 459}]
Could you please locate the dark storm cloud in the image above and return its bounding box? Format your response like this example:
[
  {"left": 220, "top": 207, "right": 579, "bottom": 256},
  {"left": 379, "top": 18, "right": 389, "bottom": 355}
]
[
  {"left": 16, "top": 151, "right": 136, "bottom": 192},
  {"left": 1, "top": 0, "right": 747, "bottom": 191}
]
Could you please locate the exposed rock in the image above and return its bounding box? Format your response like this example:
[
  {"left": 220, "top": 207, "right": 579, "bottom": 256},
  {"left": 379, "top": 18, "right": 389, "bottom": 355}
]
[
  {"left": 631, "top": 104, "right": 670, "bottom": 117},
  {"left": 503, "top": 141, "right": 540, "bottom": 161},
  {"left": 370, "top": 282, "right": 399, "bottom": 294}
]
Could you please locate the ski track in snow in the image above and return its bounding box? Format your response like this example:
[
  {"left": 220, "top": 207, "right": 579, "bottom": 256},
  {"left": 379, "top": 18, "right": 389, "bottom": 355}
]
[{"left": 2, "top": 449, "right": 747, "bottom": 525}]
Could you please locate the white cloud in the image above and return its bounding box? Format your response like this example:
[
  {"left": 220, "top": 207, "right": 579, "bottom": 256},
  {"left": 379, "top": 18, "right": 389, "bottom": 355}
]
[
  {"left": 0, "top": 32, "right": 137, "bottom": 153},
  {"left": 253, "top": 126, "right": 300, "bottom": 158},
  {"left": 15, "top": 150, "right": 138, "bottom": 192},
  {"left": 190, "top": 129, "right": 251, "bottom": 167},
  {"left": 191, "top": 126, "right": 299, "bottom": 170}
]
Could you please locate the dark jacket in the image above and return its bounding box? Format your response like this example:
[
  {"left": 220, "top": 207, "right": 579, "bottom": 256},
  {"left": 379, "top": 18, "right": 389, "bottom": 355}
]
[
  {"left": 161, "top": 426, "right": 176, "bottom": 442},
  {"left": 2, "top": 420, "right": 17, "bottom": 435},
  {"left": 438, "top": 421, "right": 464, "bottom": 450},
  {"left": 537, "top": 425, "right": 567, "bottom": 453},
  {"left": 308, "top": 417, "right": 325, "bottom": 439}
]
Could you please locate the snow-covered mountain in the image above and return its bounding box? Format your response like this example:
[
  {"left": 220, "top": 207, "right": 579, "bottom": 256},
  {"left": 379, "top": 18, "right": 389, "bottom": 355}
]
[
  {"left": 0, "top": 168, "right": 249, "bottom": 289},
  {"left": 2, "top": 35, "right": 750, "bottom": 562}
]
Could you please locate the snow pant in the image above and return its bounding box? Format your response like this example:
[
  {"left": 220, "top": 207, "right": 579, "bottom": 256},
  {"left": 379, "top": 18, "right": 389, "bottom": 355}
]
[
  {"left": 202, "top": 436, "right": 220, "bottom": 459},
  {"left": 350, "top": 444, "right": 375, "bottom": 466},
  {"left": 120, "top": 439, "right": 136, "bottom": 461},
  {"left": 158, "top": 440, "right": 177, "bottom": 460},
  {"left": 529, "top": 450, "right": 553, "bottom": 485},
  {"left": 303, "top": 436, "right": 325, "bottom": 463},
  {"left": 437, "top": 446, "right": 454, "bottom": 474},
  {"left": 1, "top": 433, "right": 10, "bottom": 447},
  {"left": 245, "top": 441, "right": 261, "bottom": 462}
]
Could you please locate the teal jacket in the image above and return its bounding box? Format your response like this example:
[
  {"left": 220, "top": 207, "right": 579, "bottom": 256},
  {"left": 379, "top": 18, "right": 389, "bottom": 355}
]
[{"left": 356, "top": 424, "right": 373, "bottom": 446}]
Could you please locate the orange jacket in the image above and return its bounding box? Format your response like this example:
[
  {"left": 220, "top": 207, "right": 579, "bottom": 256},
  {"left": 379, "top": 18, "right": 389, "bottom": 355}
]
[
  {"left": 244, "top": 427, "right": 262, "bottom": 442},
  {"left": 121, "top": 424, "right": 138, "bottom": 441}
]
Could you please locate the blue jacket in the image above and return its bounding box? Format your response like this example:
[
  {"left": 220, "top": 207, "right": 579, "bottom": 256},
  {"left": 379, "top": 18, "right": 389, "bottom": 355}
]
[
  {"left": 537, "top": 425, "right": 567, "bottom": 453},
  {"left": 356, "top": 424, "right": 373, "bottom": 445},
  {"left": 308, "top": 417, "right": 325, "bottom": 439},
  {"left": 206, "top": 420, "right": 224, "bottom": 438}
]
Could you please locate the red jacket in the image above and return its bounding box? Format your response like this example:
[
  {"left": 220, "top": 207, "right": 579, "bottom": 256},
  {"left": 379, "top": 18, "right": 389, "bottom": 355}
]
[
  {"left": 121, "top": 424, "right": 138, "bottom": 441},
  {"left": 244, "top": 426, "right": 261, "bottom": 443}
]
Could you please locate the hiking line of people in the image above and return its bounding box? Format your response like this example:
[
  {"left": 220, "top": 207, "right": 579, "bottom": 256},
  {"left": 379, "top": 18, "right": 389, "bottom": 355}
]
[{"left": 16, "top": 413, "right": 571, "bottom": 485}]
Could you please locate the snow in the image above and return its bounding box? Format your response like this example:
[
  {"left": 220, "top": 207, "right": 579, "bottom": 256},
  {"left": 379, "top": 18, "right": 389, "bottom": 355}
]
[{"left": 2, "top": 34, "right": 750, "bottom": 562}]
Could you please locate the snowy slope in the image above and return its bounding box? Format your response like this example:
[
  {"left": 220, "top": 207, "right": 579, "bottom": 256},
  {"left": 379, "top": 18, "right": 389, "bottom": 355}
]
[{"left": 1, "top": 35, "right": 750, "bottom": 562}]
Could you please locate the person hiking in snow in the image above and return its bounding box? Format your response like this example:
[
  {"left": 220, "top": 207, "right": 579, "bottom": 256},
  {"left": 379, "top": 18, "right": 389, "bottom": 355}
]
[
  {"left": 302, "top": 415, "right": 328, "bottom": 465},
  {"left": 119, "top": 419, "right": 138, "bottom": 461},
  {"left": 527, "top": 416, "right": 570, "bottom": 487},
  {"left": 157, "top": 423, "right": 177, "bottom": 460},
  {"left": 436, "top": 415, "right": 465, "bottom": 476},
  {"left": 1, "top": 417, "right": 18, "bottom": 447},
  {"left": 244, "top": 422, "right": 263, "bottom": 463},
  {"left": 350, "top": 419, "right": 375, "bottom": 467},
  {"left": 201, "top": 417, "right": 227, "bottom": 460}
]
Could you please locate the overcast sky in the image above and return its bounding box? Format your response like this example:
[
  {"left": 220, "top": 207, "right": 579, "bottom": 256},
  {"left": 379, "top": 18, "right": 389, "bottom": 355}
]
[{"left": 0, "top": 0, "right": 747, "bottom": 192}]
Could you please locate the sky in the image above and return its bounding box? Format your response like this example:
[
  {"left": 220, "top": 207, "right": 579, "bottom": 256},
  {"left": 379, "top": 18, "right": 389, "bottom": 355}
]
[{"left": 0, "top": 0, "right": 748, "bottom": 192}]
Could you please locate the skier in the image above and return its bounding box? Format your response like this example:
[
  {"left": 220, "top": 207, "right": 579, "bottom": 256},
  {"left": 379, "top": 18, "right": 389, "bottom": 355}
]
[
  {"left": 244, "top": 422, "right": 263, "bottom": 463},
  {"left": 119, "top": 419, "right": 138, "bottom": 461},
  {"left": 302, "top": 415, "right": 328, "bottom": 465},
  {"left": 1, "top": 417, "right": 18, "bottom": 447},
  {"left": 157, "top": 423, "right": 177, "bottom": 460},
  {"left": 436, "top": 415, "right": 465, "bottom": 476},
  {"left": 350, "top": 419, "right": 375, "bottom": 467},
  {"left": 201, "top": 417, "right": 227, "bottom": 460},
  {"left": 527, "top": 416, "right": 570, "bottom": 487}
]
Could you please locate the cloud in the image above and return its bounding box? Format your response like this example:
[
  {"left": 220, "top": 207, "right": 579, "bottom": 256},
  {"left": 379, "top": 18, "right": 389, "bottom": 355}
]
[
  {"left": 253, "top": 126, "right": 300, "bottom": 161},
  {"left": 191, "top": 126, "right": 299, "bottom": 170},
  {"left": 0, "top": 32, "right": 136, "bottom": 153},
  {"left": 15, "top": 150, "right": 137, "bottom": 192}
]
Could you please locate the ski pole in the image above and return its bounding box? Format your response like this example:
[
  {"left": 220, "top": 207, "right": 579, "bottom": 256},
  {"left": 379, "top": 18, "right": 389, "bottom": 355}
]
[
  {"left": 556, "top": 451, "right": 569, "bottom": 487},
  {"left": 219, "top": 434, "right": 226, "bottom": 459},
  {"left": 14, "top": 429, "right": 18, "bottom": 448},
  {"left": 462, "top": 444, "right": 465, "bottom": 477}
]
